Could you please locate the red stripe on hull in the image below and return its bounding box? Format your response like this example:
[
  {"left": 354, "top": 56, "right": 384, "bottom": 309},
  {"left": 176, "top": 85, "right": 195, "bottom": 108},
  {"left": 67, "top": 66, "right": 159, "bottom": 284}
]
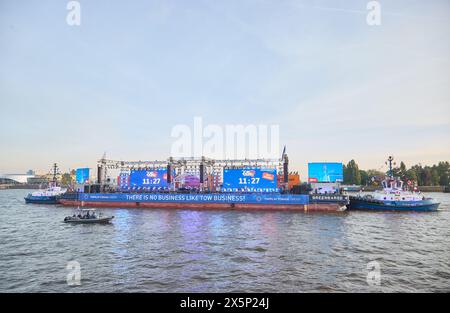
[{"left": 59, "top": 200, "right": 346, "bottom": 212}]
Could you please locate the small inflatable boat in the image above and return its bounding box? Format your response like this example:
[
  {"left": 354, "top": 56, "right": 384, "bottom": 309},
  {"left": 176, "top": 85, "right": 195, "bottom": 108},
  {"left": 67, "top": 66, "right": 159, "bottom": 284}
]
[{"left": 64, "top": 209, "right": 114, "bottom": 224}]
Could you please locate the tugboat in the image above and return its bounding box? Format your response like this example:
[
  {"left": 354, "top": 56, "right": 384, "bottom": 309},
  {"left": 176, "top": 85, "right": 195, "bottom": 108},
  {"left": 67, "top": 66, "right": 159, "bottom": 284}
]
[
  {"left": 348, "top": 156, "right": 440, "bottom": 212},
  {"left": 24, "top": 163, "right": 67, "bottom": 204},
  {"left": 64, "top": 209, "right": 114, "bottom": 224}
]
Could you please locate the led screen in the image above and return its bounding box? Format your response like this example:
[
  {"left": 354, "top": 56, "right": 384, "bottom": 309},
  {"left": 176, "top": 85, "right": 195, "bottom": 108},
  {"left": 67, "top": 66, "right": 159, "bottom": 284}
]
[
  {"left": 308, "top": 163, "right": 343, "bottom": 183},
  {"left": 222, "top": 168, "right": 277, "bottom": 191},
  {"left": 75, "top": 168, "right": 89, "bottom": 184},
  {"left": 129, "top": 169, "right": 170, "bottom": 188}
]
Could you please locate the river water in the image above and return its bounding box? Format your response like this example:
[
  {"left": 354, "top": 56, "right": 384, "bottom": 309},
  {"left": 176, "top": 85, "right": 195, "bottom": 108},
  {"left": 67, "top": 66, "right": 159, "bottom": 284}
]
[{"left": 0, "top": 189, "right": 449, "bottom": 292}]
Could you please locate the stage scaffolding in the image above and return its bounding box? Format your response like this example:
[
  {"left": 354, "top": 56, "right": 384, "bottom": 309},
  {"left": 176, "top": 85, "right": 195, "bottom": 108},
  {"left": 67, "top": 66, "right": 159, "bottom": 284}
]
[{"left": 97, "top": 154, "right": 289, "bottom": 191}]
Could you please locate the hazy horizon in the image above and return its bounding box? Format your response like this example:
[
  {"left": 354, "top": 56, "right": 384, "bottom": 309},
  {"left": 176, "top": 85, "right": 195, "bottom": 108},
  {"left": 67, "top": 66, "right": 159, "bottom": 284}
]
[{"left": 1, "top": 0, "right": 449, "bottom": 177}]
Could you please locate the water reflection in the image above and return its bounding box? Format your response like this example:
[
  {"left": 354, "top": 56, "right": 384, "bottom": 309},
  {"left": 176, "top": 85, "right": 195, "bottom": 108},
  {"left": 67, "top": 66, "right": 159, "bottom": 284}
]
[{"left": 0, "top": 190, "right": 449, "bottom": 292}]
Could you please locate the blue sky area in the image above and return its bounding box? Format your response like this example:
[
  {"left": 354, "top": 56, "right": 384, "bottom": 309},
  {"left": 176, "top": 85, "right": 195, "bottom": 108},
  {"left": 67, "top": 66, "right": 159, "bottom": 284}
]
[{"left": 1, "top": 0, "right": 449, "bottom": 175}]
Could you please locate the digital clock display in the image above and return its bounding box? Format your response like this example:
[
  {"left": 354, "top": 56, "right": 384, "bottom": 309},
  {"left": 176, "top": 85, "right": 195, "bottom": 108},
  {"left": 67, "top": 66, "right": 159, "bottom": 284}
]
[
  {"left": 129, "top": 169, "right": 170, "bottom": 188},
  {"left": 222, "top": 168, "right": 277, "bottom": 191}
]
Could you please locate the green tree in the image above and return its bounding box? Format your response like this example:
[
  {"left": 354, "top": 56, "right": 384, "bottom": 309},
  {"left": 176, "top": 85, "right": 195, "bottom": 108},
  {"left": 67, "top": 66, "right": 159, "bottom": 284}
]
[
  {"left": 61, "top": 173, "right": 73, "bottom": 186},
  {"left": 431, "top": 168, "right": 440, "bottom": 186},
  {"left": 399, "top": 161, "right": 407, "bottom": 178},
  {"left": 437, "top": 161, "right": 450, "bottom": 186},
  {"left": 344, "top": 160, "right": 361, "bottom": 185},
  {"left": 341, "top": 160, "right": 450, "bottom": 186},
  {"left": 410, "top": 165, "right": 423, "bottom": 185},
  {"left": 405, "top": 168, "right": 418, "bottom": 183},
  {"left": 359, "top": 170, "right": 369, "bottom": 186},
  {"left": 420, "top": 167, "right": 432, "bottom": 186}
]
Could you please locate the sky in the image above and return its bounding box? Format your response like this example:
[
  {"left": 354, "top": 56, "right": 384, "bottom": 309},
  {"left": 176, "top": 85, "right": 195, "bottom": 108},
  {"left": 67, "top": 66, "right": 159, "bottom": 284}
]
[{"left": 1, "top": 0, "right": 449, "bottom": 177}]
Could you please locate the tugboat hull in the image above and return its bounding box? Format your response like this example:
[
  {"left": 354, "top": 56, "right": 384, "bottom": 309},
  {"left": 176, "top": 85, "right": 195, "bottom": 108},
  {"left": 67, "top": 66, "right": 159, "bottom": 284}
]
[
  {"left": 24, "top": 196, "right": 59, "bottom": 204},
  {"left": 348, "top": 197, "right": 440, "bottom": 212}
]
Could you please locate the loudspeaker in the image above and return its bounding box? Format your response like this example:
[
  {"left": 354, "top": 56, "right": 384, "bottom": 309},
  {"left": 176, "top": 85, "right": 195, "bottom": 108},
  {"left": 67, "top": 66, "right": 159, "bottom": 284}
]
[
  {"left": 97, "top": 166, "right": 103, "bottom": 184},
  {"left": 167, "top": 164, "right": 172, "bottom": 183},
  {"left": 199, "top": 164, "right": 204, "bottom": 183},
  {"left": 283, "top": 162, "right": 289, "bottom": 183}
]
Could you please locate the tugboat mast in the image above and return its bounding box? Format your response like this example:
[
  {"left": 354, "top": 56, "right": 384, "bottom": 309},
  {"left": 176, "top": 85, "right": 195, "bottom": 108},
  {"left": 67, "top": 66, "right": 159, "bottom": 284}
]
[
  {"left": 52, "top": 163, "right": 59, "bottom": 186},
  {"left": 386, "top": 156, "right": 394, "bottom": 179}
]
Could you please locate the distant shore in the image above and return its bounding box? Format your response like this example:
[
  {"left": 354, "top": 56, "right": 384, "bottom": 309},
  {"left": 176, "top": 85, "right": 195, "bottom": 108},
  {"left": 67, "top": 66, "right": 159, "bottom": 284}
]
[
  {"left": 0, "top": 184, "right": 41, "bottom": 190},
  {"left": 361, "top": 185, "right": 445, "bottom": 192}
]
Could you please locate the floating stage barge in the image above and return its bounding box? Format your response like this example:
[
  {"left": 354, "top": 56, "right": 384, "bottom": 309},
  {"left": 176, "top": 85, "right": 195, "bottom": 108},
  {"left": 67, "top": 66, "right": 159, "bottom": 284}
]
[
  {"left": 60, "top": 153, "right": 349, "bottom": 212},
  {"left": 60, "top": 193, "right": 349, "bottom": 212}
]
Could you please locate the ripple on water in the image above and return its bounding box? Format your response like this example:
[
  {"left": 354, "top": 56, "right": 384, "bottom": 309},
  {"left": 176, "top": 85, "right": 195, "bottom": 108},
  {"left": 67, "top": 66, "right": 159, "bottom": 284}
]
[{"left": 0, "top": 190, "right": 450, "bottom": 292}]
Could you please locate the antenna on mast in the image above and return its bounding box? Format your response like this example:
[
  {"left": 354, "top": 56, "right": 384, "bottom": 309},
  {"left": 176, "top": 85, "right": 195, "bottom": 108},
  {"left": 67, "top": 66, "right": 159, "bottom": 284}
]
[
  {"left": 387, "top": 156, "right": 394, "bottom": 178},
  {"left": 51, "top": 163, "right": 60, "bottom": 186}
]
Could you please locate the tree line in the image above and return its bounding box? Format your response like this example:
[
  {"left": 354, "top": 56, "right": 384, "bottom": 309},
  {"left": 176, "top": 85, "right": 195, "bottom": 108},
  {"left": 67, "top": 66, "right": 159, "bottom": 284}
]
[
  {"left": 60, "top": 169, "right": 76, "bottom": 186},
  {"left": 343, "top": 160, "right": 450, "bottom": 186}
]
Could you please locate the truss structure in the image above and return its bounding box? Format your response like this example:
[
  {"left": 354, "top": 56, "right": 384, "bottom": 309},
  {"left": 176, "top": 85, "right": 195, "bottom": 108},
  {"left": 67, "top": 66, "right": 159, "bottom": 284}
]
[{"left": 97, "top": 155, "right": 289, "bottom": 190}]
